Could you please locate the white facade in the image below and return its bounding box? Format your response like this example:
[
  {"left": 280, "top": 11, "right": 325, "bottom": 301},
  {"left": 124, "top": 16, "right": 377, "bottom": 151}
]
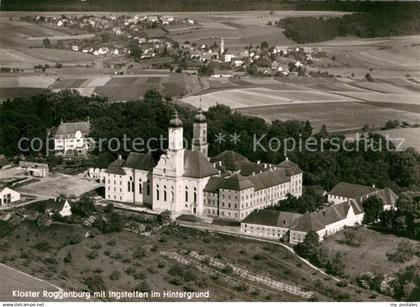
[
  {"left": 59, "top": 200, "right": 72, "bottom": 217},
  {"left": 241, "top": 223, "right": 289, "bottom": 239},
  {"left": 327, "top": 182, "right": 397, "bottom": 210},
  {"left": 105, "top": 111, "right": 303, "bottom": 220},
  {"left": 328, "top": 194, "right": 350, "bottom": 205},
  {"left": 105, "top": 110, "right": 215, "bottom": 216},
  {"left": 240, "top": 198, "right": 365, "bottom": 244},
  {"left": 205, "top": 172, "right": 302, "bottom": 221},
  {"left": 53, "top": 121, "right": 93, "bottom": 156},
  {"left": 0, "top": 187, "right": 21, "bottom": 206},
  {"left": 289, "top": 205, "right": 364, "bottom": 245}
]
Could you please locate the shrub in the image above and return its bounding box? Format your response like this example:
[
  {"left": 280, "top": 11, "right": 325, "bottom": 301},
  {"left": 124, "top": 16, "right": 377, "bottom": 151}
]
[
  {"left": 158, "top": 210, "right": 172, "bottom": 224},
  {"left": 93, "top": 268, "right": 104, "bottom": 273},
  {"left": 159, "top": 235, "right": 168, "bottom": 243},
  {"left": 133, "top": 271, "right": 146, "bottom": 280},
  {"left": 168, "top": 264, "right": 199, "bottom": 282},
  {"left": 106, "top": 239, "right": 116, "bottom": 246},
  {"left": 66, "top": 233, "right": 82, "bottom": 245},
  {"left": 221, "top": 265, "right": 233, "bottom": 275},
  {"left": 43, "top": 257, "right": 58, "bottom": 265},
  {"left": 90, "top": 243, "right": 102, "bottom": 250},
  {"left": 326, "top": 252, "right": 346, "bottom": 277},
  {"left": 169, "top": 277, "right": 182, "bottom": 286},
  {"left": 386, "top": 241, "right": 415, "bottom": 263},
  {"left": 87, "top": 250, "right": 99, "bottom": 260},
  {"left": 63, "top": 251, "right": 72, "bottom": 264},
  {"left": 84, "top": 275, "right": 106, "bottom": 293},
  {"left": 109, "top": 270, "right": 121, "bottom": 281},
  {"left": 253, "top": 254, "right": 265, "bottom": 261},
  {"left": 365, "top": 73, "right": 374, "bottom": 82},
  {"left": 339, "top": 230, "right": 361, "bottom": 247},
  {"left": 133, "top": 247, "right": 146, "bottom": 259},
  {"left": 0, "top": 221, "right": 14, "bottom": 238},
  {"left": 104, "top": 204, "right": 114, "bottom": 213},
  {"left": 294, "top": 231, "right": 329, "bottom": 268},
  {"left": 234, "top": 283, "right": 249, "bottom": 292},
  {"left": 134, "top": 281, "right": 151, "bottom": 293},
  {"left": 33, "top": 241, "right": 51, "bottom": 252},
  {"left": 71, "top": 197, "right": 96, "bottom": 217}
]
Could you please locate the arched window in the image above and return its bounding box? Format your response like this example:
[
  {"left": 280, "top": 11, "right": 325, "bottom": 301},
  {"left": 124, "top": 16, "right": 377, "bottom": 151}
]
[
  {"left": 139, "top": 179, "right": 142, "bottom": 194},
  {"left": 156, "top": 184, "right": 160, "bottom": 201},
  {"left": 185, "top": 186, "right": 189, "bottom": 202},
  {"left": 147, "top": 179, "right": 150, "bottom": 195},
  {"left": 164, "top": 185, "right": 167, "bottom": 202}
]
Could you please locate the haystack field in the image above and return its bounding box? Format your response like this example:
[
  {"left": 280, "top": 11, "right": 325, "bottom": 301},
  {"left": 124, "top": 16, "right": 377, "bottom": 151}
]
[{"left": 181, "top": 87, "right": 358, "bottom": 110}]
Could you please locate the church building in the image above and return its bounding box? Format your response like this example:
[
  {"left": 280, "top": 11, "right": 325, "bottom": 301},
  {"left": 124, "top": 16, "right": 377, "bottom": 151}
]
[{"left": 105, "top": 108, "right": 303, "bottom": 220}]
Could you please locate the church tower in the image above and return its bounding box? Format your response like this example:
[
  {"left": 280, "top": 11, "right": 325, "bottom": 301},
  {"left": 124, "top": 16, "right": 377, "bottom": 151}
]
[
  {"left": 168, "top": 110, "right": 184, "bottom": 177},
  {"left": 192, "top": 106, "right": 208, "bottom": 157},
  {"left": 220, "top": 37, "right": 225, "bottom": 55}
]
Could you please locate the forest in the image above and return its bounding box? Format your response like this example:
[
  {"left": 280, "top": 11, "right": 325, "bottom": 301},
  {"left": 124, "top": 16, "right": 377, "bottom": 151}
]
[
  {"left": 278, "top": 3, "right": 420, "bottom": 43},
  {"left": 0, "top": 90, "right": 418, "bottom": 194}
]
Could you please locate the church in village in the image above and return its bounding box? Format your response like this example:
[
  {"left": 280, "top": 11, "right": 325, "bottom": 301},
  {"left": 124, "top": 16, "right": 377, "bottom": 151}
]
[{"left": 105, "top": 108, "right": 303, "bottom": 221}]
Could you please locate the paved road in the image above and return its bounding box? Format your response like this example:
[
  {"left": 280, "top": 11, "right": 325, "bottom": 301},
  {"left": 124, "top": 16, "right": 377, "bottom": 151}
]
[{"left": 0, "top": 263, "right": 61, "bottom": 301}]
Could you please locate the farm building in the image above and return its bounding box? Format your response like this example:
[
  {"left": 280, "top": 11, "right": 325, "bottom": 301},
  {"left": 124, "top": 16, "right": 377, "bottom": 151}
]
[
  {"left": 328, "top": 182, "right": 398, "bottom": 210},
  {"left": 288, "top": 200, "right": 365, "bottom": 244},
  {"left": 0, "top": 186, "right": 21, "bottom": 207},
  {"left": 19, "top": 161, "right": 49, "bottom": 178},
  {"left": 45, "top": 199, "right": 72, "bottom": 217},
  {"left": 240, "top": 199, "right": 364, "bottom": 244},
  {"left": 240, "top": 183, "right": 398, "bottom": 244},
  {"left": 87, "top": 168, "right": 106, "bottom": 183},
  {"left": 241, "top": 210, "right": 302, "bottom": 239}
]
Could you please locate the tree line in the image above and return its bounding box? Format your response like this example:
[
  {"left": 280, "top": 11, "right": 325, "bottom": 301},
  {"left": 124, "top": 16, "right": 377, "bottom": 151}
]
[
  {"left": 278, "top": 3, "right": 420, "bottom": 43},
  {"left": 0, "top": 90, "right": 418, "bottom": 193}
]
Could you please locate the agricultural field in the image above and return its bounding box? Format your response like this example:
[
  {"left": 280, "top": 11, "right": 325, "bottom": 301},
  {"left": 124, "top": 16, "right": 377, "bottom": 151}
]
[
  {"left": 181, "top": 75, "right": 420, "bottom": 132},
  {"left": 0, "top": 72, "right": 196, "bottom": 101},
  {"left": 180, "top": 34, "right": 420, "bottom": 132},
  {"left": 375, "top": 127, "right": 420, "bottom": 152},
  {"left": 0, "top": 87, "right": 48, "bottom": 100},
  {"left": 237, "top": 101, "right": 420, "bottom": 132},
  {"left": 0, "top": 20, "right": 94, "bottom": 67},
  {"left": 346, "top": 127, "right": 420, "bottom": 152},
  {"left": 1, "top": 11, "right": 420, "bottom": 135},
  {"left": 84, "top": 73, "right": 188, "bottom": 101},
  {"left": 321, "top": 228, "right": 420, "bottom": 280},
  {"left": 182, "top": 87, "right": 358, "bottom": 110},
  {"left": 166, "top": 11, "right": 348, "bottom": 50},
  {"left": 0, "top": 220, "right": 388, "bottom": 302}
]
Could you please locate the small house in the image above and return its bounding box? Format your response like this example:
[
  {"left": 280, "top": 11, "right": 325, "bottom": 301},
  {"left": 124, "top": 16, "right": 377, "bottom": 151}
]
[
  {"left": 0, "top": 186, "right": 21, "bottom": 207},
  {"left": 45, "top": 199, "right": 72, "bottom": 217}
]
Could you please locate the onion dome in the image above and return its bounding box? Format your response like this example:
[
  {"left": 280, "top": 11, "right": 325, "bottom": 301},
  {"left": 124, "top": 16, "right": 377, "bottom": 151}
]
[
  {"left": 194, "top": 106, "right": 207, "bottom": 123},
  {"left": 169, "top": 110, "right": 183, "bottom": 128}
]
